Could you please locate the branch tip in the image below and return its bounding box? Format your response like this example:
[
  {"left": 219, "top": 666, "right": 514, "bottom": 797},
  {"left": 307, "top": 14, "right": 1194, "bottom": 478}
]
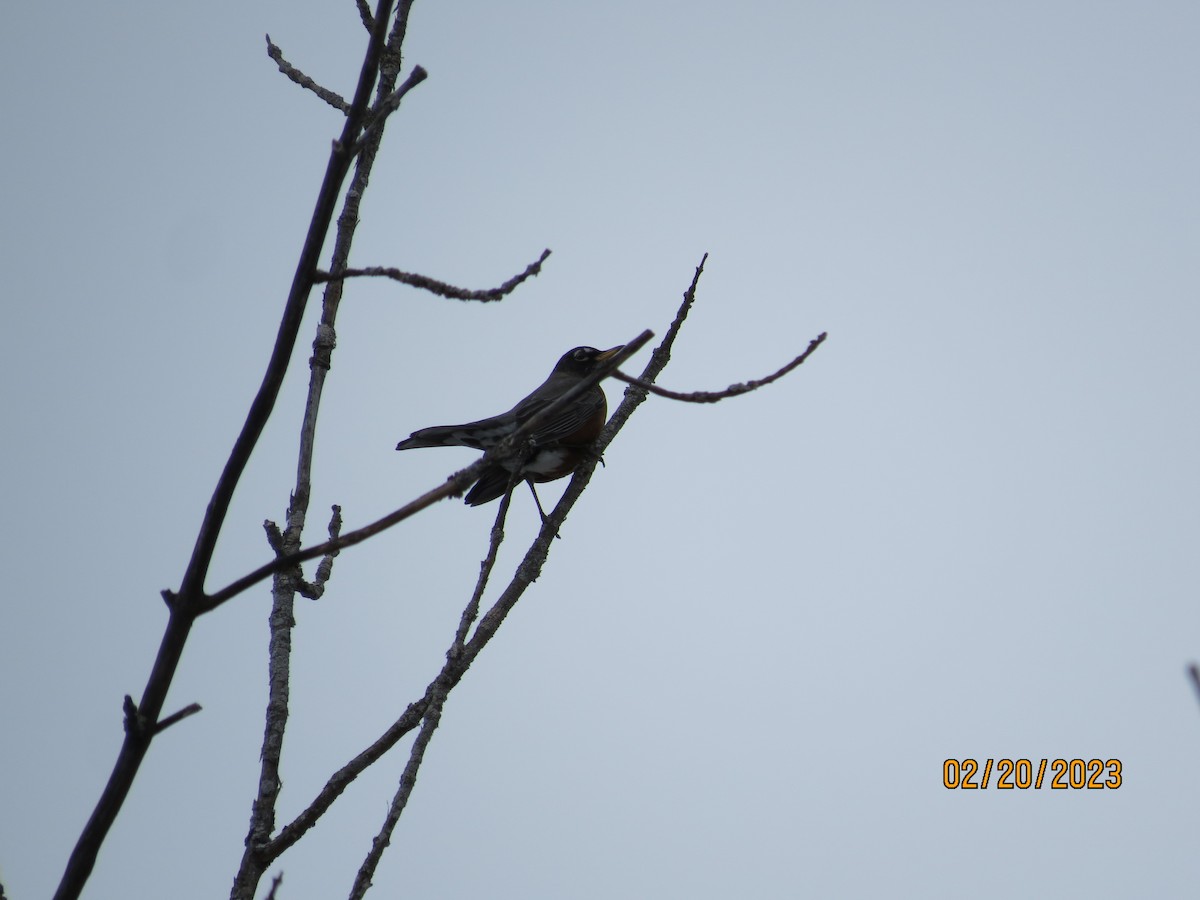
[
  {"left": 1188, "top": 663, "right": 1200, "bottom": 708},
  {"left": 154, "top": 703, "right": 203, "bottom": 735}
]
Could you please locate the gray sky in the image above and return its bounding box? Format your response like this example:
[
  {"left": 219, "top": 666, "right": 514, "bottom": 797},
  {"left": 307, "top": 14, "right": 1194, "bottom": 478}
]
[{"left": 4, "top": 1, "right": 1199, "bottom": 897}]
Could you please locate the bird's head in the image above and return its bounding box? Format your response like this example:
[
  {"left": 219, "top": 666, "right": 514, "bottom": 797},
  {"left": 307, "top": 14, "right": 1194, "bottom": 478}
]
[{"left": 552, "top": 345, "right": 624, "bottom": 376}]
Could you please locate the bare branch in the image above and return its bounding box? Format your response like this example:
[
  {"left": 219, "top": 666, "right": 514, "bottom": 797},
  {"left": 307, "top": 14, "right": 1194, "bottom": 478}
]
[
  {"left": 265, "top": 34, "right": 350, "bottom": 113},
  {"left": 611, "top": 331, "right": 827, "bottom": 403},
  {"left": 1188, "top": 664, "right": 1200, "bottom": 708},
  {"left": 153, "top": 703, "right": 203, "bottom": 735},
  {"left": 204, "top": 463, "right": 486, "bottom": 615},
  {"left": 264, "top": 872, "right": 284, "bottom": 900},
  {"left": 354, "top": 65, "right": 429, "bottom": 152},
  {"left": 314, "top": 248, "right": 552, "bottom": 301},
  {"left": 121, "top": 697, "right": 202, "bottom": 737},
  {"left": 266, "top": 695, "right": 430, "bottom": 858},
  {"left": 349, "top": 690, "right": 446, "bottom": 899},
  {"left": 455, "top": 489, "right": 513, "bottom": 649},
  {"left": 355, "top": 0, "right": 373, "bottom": 31},
  {"left": 297, "top": 505, "right": 342, "bottom": 600}
]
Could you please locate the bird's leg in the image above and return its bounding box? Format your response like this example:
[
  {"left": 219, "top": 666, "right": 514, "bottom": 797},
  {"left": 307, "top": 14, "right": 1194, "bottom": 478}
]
[{"left": 526, "top": 481, "right": 561, "bottom": 539}]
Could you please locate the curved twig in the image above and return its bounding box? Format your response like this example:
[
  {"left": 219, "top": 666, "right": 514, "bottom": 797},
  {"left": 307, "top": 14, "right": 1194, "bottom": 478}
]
[
  {"left": 314, "top": 248, "right": 552, "bottom": 302},
  {"left": 611, "top": 331, "right": 826, "bottom": 403},
  {"left": 266, "top": 34, "right": 350, "bottom": 113}
]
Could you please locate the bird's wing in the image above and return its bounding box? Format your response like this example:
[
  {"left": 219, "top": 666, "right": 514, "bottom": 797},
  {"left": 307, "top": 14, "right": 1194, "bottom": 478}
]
[{"left": 512, "top": 386, "right": 604, "bottom": 445}]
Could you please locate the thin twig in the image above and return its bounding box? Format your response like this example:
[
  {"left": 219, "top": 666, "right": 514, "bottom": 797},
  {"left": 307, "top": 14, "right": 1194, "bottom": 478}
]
[
  {"left": 266, "top": 34, "right": 350, "bottom": 113},
  {"left": 314, "top": 248, "right": 552, "bottom": 302},
  {"left": 348, "top": 694, "right": 446, "bottom": 900},
  {"left": 610, "top": 331, "right": 827, "bottom": 403},
  {"left": 1188, "top": 664, "right": 1200, "bottom": 708},
  {"left": 153, "top": 703, "right": 203, "bottom": 735},
  {"left": 455, "top": 491, "right": 513, "bottom": 650}
]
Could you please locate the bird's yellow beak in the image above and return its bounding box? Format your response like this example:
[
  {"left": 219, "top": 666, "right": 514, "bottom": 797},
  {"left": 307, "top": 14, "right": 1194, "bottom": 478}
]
[{"left": 595, "top": 345, "right": 624, "bottom": 362}]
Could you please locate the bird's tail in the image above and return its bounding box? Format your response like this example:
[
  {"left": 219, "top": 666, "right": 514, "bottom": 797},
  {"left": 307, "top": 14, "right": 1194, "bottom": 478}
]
[
  {"left": 396, "top": 424, "right": 468, "bottom": 450},
  {"left": 396, "top": 421, "right": 495, "bottom": 451},
  {"left": 464, "top": 464, "right": 518, "bottom": 506}
]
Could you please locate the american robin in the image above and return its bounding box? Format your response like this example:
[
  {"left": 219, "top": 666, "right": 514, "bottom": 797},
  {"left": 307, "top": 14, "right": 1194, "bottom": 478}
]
[{"left": 395, "top": 345, "right": 624, "bottom": 513}]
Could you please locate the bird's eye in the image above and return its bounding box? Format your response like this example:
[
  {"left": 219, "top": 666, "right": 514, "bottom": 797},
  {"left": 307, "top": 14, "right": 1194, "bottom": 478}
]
[{"left": 574, "top": 348, "right": 594, "bottom": 361}]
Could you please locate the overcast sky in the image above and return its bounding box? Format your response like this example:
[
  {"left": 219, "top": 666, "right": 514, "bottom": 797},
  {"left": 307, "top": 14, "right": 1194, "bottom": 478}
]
[{"left": 4, "top": 2, "right": 1200, "bottom": 898}]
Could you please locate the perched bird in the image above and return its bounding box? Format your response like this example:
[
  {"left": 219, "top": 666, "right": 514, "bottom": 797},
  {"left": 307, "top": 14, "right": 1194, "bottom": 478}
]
[{"left": 396, "top": 345, "right": 624, "bottom": 514}]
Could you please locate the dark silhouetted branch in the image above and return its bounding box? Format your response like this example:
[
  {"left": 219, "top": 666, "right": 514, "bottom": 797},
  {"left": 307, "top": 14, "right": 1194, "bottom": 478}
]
[{"left": 154, "top": 703, "right": 203, "bottom": 735}]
